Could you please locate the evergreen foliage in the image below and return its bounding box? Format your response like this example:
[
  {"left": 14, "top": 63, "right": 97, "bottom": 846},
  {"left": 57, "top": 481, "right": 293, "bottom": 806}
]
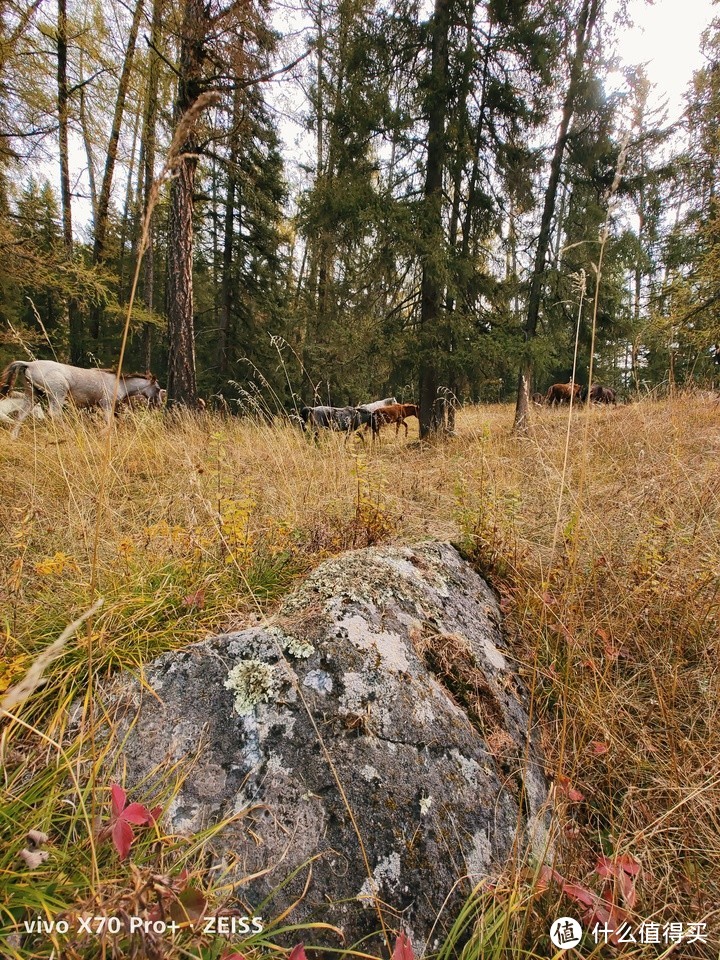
[{"left": 0, "top": 0, "right": 718, "bottom": 406}]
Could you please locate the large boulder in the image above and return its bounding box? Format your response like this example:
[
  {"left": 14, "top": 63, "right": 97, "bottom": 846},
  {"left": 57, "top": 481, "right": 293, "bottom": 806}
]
[{"left": 106, "top": 542, "right": 548, "bottom": 951}]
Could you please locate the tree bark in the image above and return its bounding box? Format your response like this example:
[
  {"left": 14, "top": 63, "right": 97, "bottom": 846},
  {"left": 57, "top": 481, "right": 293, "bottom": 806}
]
[
  {"left": 167, "top": 157, "right": 198, "bottom": 402},
  {"left": 140, "top": 0, "right": 164, "bottom": 371},
  {"left": 218, "top": 82, "right": 243, "bottom": 376},
  {"left": 166, "top": 0, "right": 206, "bottom": 406},
  {"left": 78, "top": 47, "right": 97, "bottom": 233},
  {"left": 418, "top": 0, "right": 451, "bottom": 438},
  {"left": 57, "top": 0, "right": 83, "bottom": 363},
  {"left": 89, "top": 0, "right": 144, "bottom": 347}
]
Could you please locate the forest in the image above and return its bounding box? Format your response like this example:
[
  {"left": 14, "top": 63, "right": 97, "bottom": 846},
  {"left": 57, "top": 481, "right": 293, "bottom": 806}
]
[{"left": 2, "top": 0, "right": 719, "bottom": 435}]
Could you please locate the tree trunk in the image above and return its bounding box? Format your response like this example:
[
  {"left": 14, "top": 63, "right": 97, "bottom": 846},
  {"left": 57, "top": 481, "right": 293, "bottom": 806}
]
[
  {"left": 218, "top": 83, "right": 243, "bottom": 375},
  {"left": 78, "top": 47, "right": 97, "bottom": 233},
  {"left": 89, "top": 0, "right": 144, "bottom": 347},
  {"left": 117, "top": 92, "right": 143, "bottom": 301},
  {"left": 57, "top": 0, "right": 83, "bottom": 363},
  {"left": 166, "top": 0, "right": 206, "bottom": 406},
  {"left": 513, "top": 0, "right": 600, "bottom": 432},
  {"left": 418, "top": 0, "right": 451, "bottom": 438},
  {"left": 167, "top": 157, "right": 198, "bottom": 402},
  {"left": 140, "top": 0, "right": 164, "bottom": 371}
]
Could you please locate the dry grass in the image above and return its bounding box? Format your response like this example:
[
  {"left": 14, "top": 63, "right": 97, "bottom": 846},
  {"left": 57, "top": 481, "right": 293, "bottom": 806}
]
[{"left": 1, "top": 397, "right": 719, "bottom": 957}]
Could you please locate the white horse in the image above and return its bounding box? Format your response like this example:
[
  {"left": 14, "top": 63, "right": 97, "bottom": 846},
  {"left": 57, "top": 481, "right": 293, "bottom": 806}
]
[
  {"left": 0, "top": 390, "right": 45, "bottom": 425},
  {"left": 0, "top": 359, "right": 163, "bottom": 435},
  {"left": 357, "top": 396, "right": 397, "bottom": 414}
]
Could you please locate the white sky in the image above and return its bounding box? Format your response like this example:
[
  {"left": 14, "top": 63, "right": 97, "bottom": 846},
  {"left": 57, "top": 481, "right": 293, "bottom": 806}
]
[{"left": 614, "top": 0, "right": 717, "bottom": 120}]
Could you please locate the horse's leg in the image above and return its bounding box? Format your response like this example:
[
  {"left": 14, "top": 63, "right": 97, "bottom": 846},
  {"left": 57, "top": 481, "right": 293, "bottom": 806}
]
[
  {"left": 403, "top": 419, "right": 409, "bottom": 438},
  {"left": 10, "top": 387, "right": 39, "bottom": 438},
  {"left": 47, "top": 394, "right": 65, "bottom": 420},
  {"left": 98, "top": 399, "right": 114, "bottom": 430}
]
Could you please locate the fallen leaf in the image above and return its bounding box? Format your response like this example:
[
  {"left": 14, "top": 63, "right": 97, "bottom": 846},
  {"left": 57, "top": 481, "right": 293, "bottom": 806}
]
[
  {"left": 556, "top": 775, "right": 585, "bottom": 802},
  {"left": 615, "top": 853, "right": 641, "bottom": 877},
  {"left": 560, "top": 881, "right": 597, "bottom": 908},
  {"left": 170, "top": 887, "right": 208, "bottom": 923},
  {"left": 595, "top": 854, "right": 639, "bottom": 907},
  {"left": 183, "top": 588, "right": 206, "bottom": 610}
]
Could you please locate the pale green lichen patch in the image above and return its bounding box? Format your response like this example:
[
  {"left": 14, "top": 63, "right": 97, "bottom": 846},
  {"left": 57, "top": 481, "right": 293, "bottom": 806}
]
[
  {"left": 262, "top": 625, "right": 314, "bottom": 659},
  {"left": 280, "top": 632, "right": 314, "bottom": 659},
  {"left": 225, "top": 659, "right": 278, "bottom": 715}
]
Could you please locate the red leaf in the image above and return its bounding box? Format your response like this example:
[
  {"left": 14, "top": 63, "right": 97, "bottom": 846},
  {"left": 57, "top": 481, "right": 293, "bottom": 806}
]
[
  {"left": 170, "top": 887, "right": 208, "bottom": 923},
  {"left": 616, "top": 854, "right": 640, "bottom": 877},
  {"left": 560, "top": 881, "right": 597, "bottom": 908},
  {"left": 122, "top": 802, "right": 155, "bottom": 825},
  {"left": 183, "top": 588, "right": 206, "bottom": 610},
  {"left": 617, "top": 870, "right": 637, "bottom": 908},
  {"left": 594, "top": 855, "right": 639, "bottom": 906},
  {"left": 536, "top": 865, "right": 564, "bottom": 892},
  {"left": 111, "top": 784, "right": 127, "bottom": 818},
  {"left": 556, "top": 775, "right": 585, "bottom": 802},
  {"left": 392, "top": 932, "right": 414, "bottom": 960},
  {"left": 588, "top": 740, "right": 609, "bottom": 756},
  {"left": 101, "top": 785, "right": 164, "bottom": 859},
  {"left": 222, "top": 954, "right": 248, "bottom": 960},
  {"left": 584, "top": 901, "right": 629, "bottom": 946},
  {"left": 112, "top": 818, "right": 134, "bottom": 860},
  {"left": 288, "top": 945, "right": 308, "bottom": 960}
]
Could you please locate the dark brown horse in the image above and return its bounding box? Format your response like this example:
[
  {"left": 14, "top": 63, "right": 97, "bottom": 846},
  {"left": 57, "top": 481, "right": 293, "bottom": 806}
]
[{"left": 589, "top": 384, "right": 616, "bottom": 404}]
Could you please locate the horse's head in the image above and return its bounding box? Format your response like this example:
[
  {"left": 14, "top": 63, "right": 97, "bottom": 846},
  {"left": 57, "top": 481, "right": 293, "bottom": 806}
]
[{"left": 135, "top": 373, "right": 164, "bottom": 407}]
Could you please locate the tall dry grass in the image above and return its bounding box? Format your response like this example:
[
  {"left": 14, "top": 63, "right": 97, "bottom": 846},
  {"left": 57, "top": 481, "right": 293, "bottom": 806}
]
[{"left": 0, "top": 396, "right": 718, "bottom": 957}]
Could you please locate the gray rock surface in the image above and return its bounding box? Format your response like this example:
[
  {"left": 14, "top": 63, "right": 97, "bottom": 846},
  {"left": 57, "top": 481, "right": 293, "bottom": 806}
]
[{"left": 105, "top": 542, "right": 549, "bottom": 952}]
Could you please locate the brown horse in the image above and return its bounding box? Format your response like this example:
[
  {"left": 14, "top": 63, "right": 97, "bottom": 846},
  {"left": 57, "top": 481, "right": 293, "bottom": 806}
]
[
  {"left": 545, "top": 382, "right": 581, "bottom": 407},
  {"left": 589, "top": 384, "right": 616, "bottom": 404},
  {"left": 370, "top": 403, "right": 419, "bottom": 437}
]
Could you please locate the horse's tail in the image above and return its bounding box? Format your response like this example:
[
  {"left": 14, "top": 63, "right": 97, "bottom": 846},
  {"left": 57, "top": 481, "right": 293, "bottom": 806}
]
[{"left": 0, "top": 361, "right": 28, "bottom": 397}]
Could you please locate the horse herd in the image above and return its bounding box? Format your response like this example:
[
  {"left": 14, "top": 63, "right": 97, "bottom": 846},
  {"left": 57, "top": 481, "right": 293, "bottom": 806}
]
[
  {"left": 0, "top": 360, "right": 617, "bottom": 440},
  {"left": 536, "top": 381, "right": 617, "bottom": 407},
  {"left": 0, "top": 359, "right": 421, "bottom": 440},
  {"left": 299, "top": 400, "right": 419, "bottom": 440}
]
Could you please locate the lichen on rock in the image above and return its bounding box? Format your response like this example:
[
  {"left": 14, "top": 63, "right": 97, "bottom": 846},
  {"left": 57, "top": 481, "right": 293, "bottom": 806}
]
[
  {"left": 224, "top": 658, "right": 277, "bottom": 715},
  {"left": 106, "top": 541, "right": 550, "bottom": 952}
]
